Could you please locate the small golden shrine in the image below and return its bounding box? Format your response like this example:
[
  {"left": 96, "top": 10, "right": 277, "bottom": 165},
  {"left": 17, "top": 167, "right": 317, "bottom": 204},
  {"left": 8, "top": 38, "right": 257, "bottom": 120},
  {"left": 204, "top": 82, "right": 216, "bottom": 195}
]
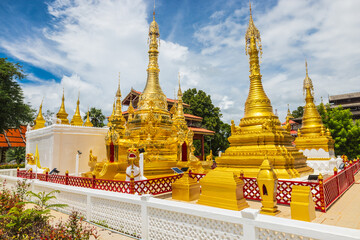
[
  {"left": 88, "top": 12, "right": 201, "bottom": 180},
  {"left": 294, "top": 61, "right": 335, "bottom": 159}
]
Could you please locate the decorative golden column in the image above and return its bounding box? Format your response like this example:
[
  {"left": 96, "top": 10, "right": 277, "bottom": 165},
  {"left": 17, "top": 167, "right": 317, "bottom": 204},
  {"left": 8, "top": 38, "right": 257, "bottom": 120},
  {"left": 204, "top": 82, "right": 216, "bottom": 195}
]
[
  {"left": 56, "top": 89, "right": 69, "bottom": 124},
  {"left": 70, "top": 93, "right": 83, "bottom": 126},
  {"left": 294, "top": 61, "right": 335, "bottom": 159},
  {"left": 257, "top": 157, "right": 280, "bottom": 215},
  {"left": 33, "top": 100, "right": 46, "bottom": 129}
]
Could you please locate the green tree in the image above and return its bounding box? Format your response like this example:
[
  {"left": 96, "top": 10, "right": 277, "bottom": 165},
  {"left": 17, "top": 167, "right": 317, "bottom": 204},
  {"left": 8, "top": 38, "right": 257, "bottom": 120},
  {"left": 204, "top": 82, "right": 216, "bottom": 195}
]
[
  {"left": 0, "top": 58, "right": 35, "bottom": 132},
  {"left": 83, "top": 107, "right": 105, "bottom": 127},
  {"left": 320, "top": 106, "right": 360, "bottom": 159},
  {"left": 6, "top": 147, "right": 25, "bottom": 164},
  {"left": 291, "top": 106, "right": 304, "bottom": 118},
  {"left": 182, "top": 88, "right": 230, "bottom": 156},
  {"left": 295, "top": 102, "right": 360, "bottom": 159}
]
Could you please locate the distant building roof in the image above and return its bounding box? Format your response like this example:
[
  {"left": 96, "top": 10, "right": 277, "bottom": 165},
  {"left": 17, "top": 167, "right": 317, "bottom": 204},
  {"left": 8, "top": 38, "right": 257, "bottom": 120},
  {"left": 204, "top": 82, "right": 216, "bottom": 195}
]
[
  {"left": 189, "top": 127, "right": 215, "bottom": 136},
  {"left": 0, "top": 126, "right": 27, "bottom": 148},
  {"left": 329, "top": 92, "right": 360, "bottom": 102}
]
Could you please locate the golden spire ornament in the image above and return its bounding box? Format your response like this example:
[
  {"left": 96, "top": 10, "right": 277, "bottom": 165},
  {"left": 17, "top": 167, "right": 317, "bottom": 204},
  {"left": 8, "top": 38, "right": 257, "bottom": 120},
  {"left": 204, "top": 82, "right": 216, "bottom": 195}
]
[
  {"left": 71, "top": 92, "right": 83, "bottom": 126},
  {"left": 84, "top": 107, "right": 93, "bottom": 127},
  {"left": 56, "top": 89, "right": 69, "bottom": 124},
  {"left": 34, "top": 99, "right": 46, "bottom": 129}
]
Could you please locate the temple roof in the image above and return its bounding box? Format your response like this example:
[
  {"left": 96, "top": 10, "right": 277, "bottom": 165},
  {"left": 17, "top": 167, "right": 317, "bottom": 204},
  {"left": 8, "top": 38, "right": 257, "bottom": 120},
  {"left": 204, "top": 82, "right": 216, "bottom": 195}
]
[
  {"left": 189, "top": 127, "right": 215, "bottom": 136},
  {"left": 122, "top": 89, "right": 190, "bottom": 108},
  {"left": 0, "top": 126, "right": 27, "bottom": 148}
]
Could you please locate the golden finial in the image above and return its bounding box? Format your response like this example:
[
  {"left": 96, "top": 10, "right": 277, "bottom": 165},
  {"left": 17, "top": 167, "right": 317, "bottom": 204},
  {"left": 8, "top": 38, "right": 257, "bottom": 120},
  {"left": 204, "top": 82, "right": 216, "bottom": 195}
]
[
  {"left": 303, "top": 59, "right": 314, "bottom": 96},
  {"left": 286, "top": 104, "right": 294, "bottom": 119},
  {"left": 71, "top": 91, "right": 83, "bottom": 126},
  {"left": 245, "top": 1, "right": 262, "bottom": 57},
  {"left": 153, "top": 0, "right": 156, "bottom": 20},
  {"left": 114, "top": 74, "right": 122, "bottom": 116},
  {"left": 177, "top": 72, "right": 182, "bottom": 97},
  {"left": 84, "top": 107, "right": 93, "bottom": 127},
  {"left": 56, "top": 88, "right": 69, "bottom": 124},
  {"left": 34, "top": 98, "right": 46, "bottom": 129}
]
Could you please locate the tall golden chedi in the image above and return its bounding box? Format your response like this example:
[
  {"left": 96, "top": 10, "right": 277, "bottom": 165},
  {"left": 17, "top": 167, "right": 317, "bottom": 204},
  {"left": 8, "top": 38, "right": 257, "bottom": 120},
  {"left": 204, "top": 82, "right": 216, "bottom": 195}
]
[
  {"left": 294, "top": 61, "right": 335, "bottom": 160},
  {"left": 33, "top": 100, "right": 46, "bottom": 130},
  {"left": 199, "top": 4, "right": 313, "bottom": 211},
  {"left": 56, "top": 90, "right": 70, "bottom": 124},
  {"left": 90, "top": 11, "right": 198, "bottom": 180}
]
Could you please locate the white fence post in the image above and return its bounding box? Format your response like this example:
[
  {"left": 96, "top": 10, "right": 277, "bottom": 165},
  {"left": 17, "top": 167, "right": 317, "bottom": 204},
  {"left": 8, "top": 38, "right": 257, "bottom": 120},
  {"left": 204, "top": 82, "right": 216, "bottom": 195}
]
[
  {"left": 141, "top": 194, "right": 152, "bottom": 240},
  {"left": 241, "top": 208, "right": 259, "bottom": 239},
  {"left": 87, "top": 194, "right": 92, "bottom": 221}
]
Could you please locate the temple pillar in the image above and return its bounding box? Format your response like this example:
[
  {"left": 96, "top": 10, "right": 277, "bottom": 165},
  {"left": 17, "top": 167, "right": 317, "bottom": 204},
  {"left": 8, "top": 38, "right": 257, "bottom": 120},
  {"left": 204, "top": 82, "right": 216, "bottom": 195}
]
[{"left": 201, "top": 135, "right": 205, "bottom": 161}]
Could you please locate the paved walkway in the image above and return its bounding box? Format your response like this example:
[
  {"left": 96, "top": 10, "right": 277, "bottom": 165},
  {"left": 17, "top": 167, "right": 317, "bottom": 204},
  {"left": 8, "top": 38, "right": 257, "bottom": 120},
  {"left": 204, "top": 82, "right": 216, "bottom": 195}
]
[{"left": 246, "top": 171, "right": 360, "bottom": 229}]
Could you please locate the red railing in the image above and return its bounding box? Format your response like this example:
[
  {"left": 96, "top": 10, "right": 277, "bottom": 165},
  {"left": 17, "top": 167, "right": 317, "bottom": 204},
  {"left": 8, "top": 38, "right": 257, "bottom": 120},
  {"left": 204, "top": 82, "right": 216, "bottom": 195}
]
[
  {"left": 17, "top": 161, "right": 359, "bottom": 211},
  {"left": 16, "top": 169, "right": 182, "bottom": 195}
]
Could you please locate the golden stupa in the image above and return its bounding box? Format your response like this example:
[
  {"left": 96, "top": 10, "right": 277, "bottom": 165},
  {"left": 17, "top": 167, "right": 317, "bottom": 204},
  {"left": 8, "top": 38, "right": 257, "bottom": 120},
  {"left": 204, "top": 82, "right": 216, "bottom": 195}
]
[
  {"left": 56, "top": 90, "right": 70, "bottom": 124},
  {"left": 33, "top": 100, "right": 46, "bottom": 130},
  {"left": 88, "top": 12, "right": 199, "bottom": 180},
  {"left": 203, "top": 4, "right": 313, "bottom": 179},
  {"left": 198, "top": 4, "right": 312, "bottom": 211},
  {"left": 294, "top": 61, "right": 335, "bottom": 159},
  {"left": 70, "top": 94, "right": 84, "bottom": 126}
]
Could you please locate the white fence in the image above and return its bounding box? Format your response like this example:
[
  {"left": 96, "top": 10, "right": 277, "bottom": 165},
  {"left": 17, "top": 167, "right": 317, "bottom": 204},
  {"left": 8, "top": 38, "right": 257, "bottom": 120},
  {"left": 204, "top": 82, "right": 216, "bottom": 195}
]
[{"left": 1, "top": 174, "right": 359, "bottom": 240}]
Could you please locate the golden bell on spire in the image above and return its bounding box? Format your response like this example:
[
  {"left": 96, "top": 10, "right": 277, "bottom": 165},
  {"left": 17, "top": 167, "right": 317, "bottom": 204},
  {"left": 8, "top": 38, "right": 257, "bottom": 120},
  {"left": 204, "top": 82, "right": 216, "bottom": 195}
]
[
  {"left": 33, "top": 99, "right": 46, "bottom": 130},
  {"left": 56, "top": 89, "right": 69, "bottom": 124}
]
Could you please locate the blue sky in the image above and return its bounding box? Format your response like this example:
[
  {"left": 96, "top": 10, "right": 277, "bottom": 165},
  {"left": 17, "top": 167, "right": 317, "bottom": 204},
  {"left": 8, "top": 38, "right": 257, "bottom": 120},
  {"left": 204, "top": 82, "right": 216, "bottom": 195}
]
[{"left": 1, "top": 0, "right": 360, "bottom": 124}]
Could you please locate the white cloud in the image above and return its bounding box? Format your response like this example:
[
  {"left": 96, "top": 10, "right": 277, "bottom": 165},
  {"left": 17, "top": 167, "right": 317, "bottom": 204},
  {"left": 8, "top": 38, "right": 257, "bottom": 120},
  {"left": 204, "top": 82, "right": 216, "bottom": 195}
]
[{"left": 1, "top": 0, "right": 360, "bottom": 126}]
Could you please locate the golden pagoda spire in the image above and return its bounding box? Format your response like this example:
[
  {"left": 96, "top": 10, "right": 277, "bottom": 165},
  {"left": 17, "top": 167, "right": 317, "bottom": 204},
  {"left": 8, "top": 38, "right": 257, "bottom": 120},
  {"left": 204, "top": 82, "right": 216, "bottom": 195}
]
[
  {"left": 287, "top": 104, "right": 294, "bottom": 119},
  {"left": 33, "top": 99, "right": 46, "bottom": 129},
  {"left": 294, "top": 60, "right": 335, "bottom": 158},
  {"left": 137, "top": 7, "right": 168, "bottom": 112},
  {"left": 298, "top": 61, "right": 324, "bottom": 136},
  {"left": 243, "top": 2, "right": 273, "bottom": 119},
  {"left": 174, "top": 72, "right": 186, "bottom": 122},
  {"left": 56, "top": 89, "right": 69, "bottom": 124},
  {"left": 84, "top": 107, "right": 93, "bottom": 127},
  {"left": 107, "top": 100, "right": 116, "bottom": 127},
  {"left": 110, "top": 76, "right": 126, "bottom": 131},
  {"left": 127, "top": 99, "right": 135, "bottom": 122},
  {"left": 71, "top": 92, "right": 83, "bottom": 126},
  {"left": 114, "top": 74, "right": 122, "bottom": 116}
]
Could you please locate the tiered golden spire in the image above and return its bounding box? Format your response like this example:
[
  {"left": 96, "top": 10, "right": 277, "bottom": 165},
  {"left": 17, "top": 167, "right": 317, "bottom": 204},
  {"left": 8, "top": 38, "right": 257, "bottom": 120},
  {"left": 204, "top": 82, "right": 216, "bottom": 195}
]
[
  {"left": 294, "top": 61, "right": 335, "bottom": 157},
  {"left": 209, "top": 3, "right": 311, "bottom": 179},
  {"left": 56, "top": 89, "right": 69, "bottom": 124},
  {"left": 109, "top": 76, "right": 126, "bottom": 131},
  {"left": 299, "top": 61, "right": 324, "bottom": 136},
  {"left": 286, "top": 104, "right": 294, "bottom": 119},
  {"left": 243, "top": 1, "right": 273, "bottom": 119},
  {"left": 137, "top": 9, "right": 168, "bottom": 112},
  {"left": 173, "top": 73, "right": 187, "bottom": 126},
  {"left": 70, "top": 93, "right": 83, "bottom": 126},
  {"left": 33, "top": 99, "right": 46, "bottom": 130},
  {"left": 84, "top": 108, "right": 93, "bottom": 127},
  {"left": 107, "top": 101, "right": 116, "bottom": 127}
]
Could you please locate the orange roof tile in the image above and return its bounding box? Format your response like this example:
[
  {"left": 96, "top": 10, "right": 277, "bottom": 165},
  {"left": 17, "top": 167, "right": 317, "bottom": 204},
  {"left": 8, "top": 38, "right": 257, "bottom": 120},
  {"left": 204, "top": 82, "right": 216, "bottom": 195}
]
[
  {"left": 2, "top": 127, "right": 26, "bottom": 147},
  {"left": 0, "top": 134, "right": 8, "bottom": 147},
  {"left": 184, "top": 114, "right": 203, "bottom": 121}
]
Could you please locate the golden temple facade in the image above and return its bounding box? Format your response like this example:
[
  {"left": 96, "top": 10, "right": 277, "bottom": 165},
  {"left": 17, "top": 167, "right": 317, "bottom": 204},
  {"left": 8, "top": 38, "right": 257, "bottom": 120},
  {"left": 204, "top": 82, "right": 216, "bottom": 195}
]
[
  {"left": 88, "top": 12, "right": 201, "bottom": 180},
  {"left": 294, "top": 62, "right": 335, "bottom": 159}
]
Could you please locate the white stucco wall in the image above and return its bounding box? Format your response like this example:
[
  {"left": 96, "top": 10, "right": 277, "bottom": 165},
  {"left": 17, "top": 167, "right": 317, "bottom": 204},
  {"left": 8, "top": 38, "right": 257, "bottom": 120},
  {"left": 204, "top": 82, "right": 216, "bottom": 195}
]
[{"left": 26, "top": 124, "right": 108, "bottom": 174}]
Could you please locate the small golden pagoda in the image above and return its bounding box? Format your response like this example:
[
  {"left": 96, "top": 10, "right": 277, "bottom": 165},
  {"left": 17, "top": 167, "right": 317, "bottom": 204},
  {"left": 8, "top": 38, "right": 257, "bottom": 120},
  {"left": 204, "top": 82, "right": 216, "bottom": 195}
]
[
  {"left": 294, "top": 61, "right": 335, "bottom": 159},
  {"left": 84, "top": 108, "right": 93, "bottom": 127},
  {"left": 33, "top": 100, "right": 45, "bottom": 130},
  {"left": 89, "top": 11, "right": 198, "bottom": 180},
  {"left": 56, "top": 90, "right": 69, "bottom": 124},
  {"left": 201, "top": 4, "right": 312, "bottom": 180},
  {"left": 70, "top": 94, "right": 84, "bottom": 126}
]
